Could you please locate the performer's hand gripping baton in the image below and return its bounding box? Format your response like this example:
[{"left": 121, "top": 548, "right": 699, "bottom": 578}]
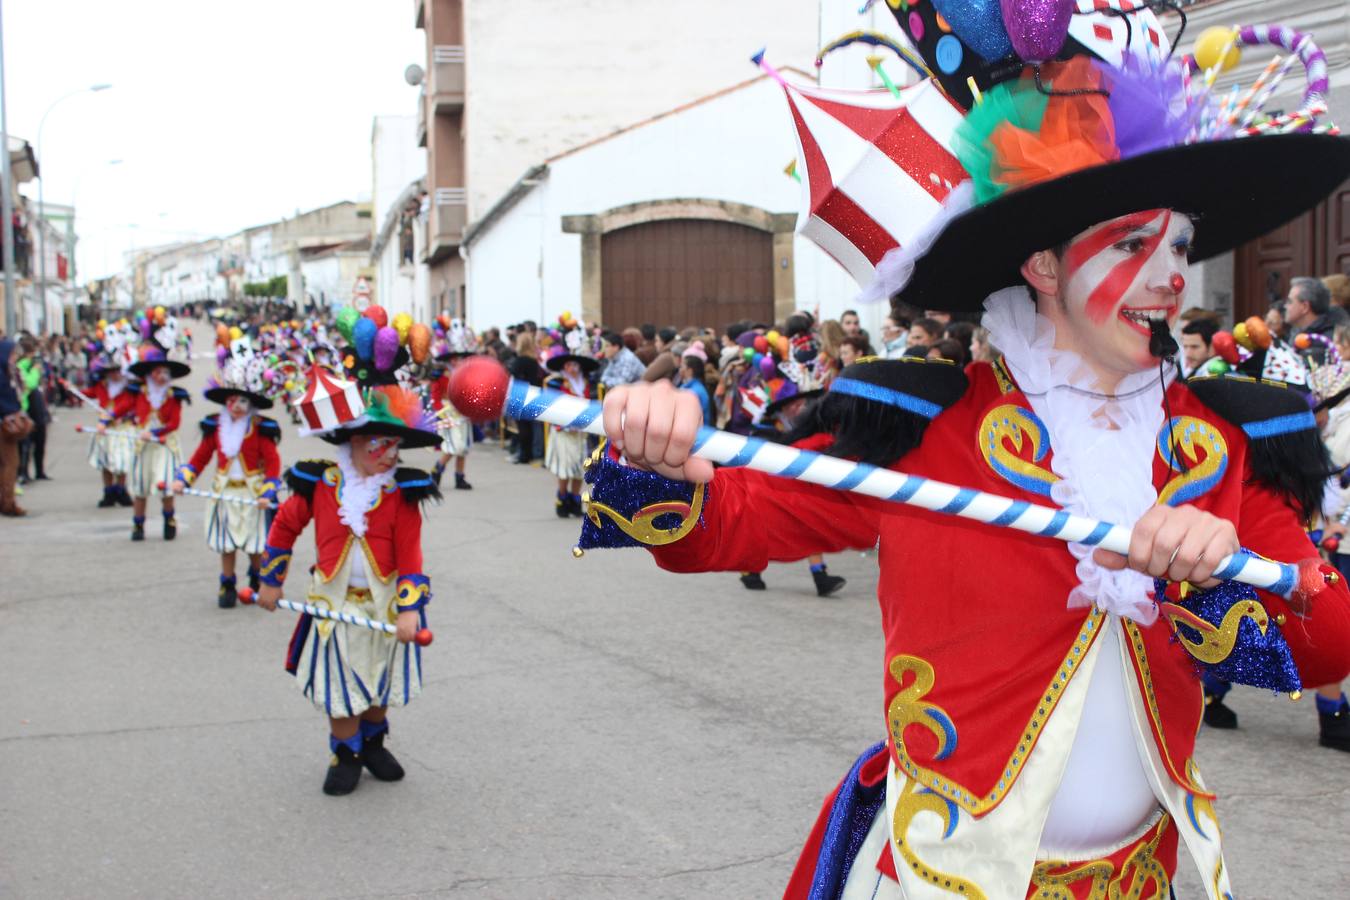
[
  {"left": 75, "top": 425, "right": 163, "bottom": 443},
  {"left": 447, "top": 359, "right": 1313, "bottom": 599},
  {"left": 58, "top": 378, "right": 102, "bottom": 411},
  {"left": 155, "top": 480, "right": 277, "bottom": 508},
  {"left": 236, "top": 587, "right": 434, "bottom": 646}
]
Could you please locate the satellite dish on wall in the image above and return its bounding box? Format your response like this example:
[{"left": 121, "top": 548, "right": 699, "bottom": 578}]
[{"left": 404, "top": 64, "right": 425, "bottom": 86}]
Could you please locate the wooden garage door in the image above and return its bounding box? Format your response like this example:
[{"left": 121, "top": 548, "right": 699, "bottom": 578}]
[
  {"left": 601, "top": 219, "right": 774, "bottom": 331},
  {"left": 1235, "top": 178, "right": 1350, "bottom": 321}
]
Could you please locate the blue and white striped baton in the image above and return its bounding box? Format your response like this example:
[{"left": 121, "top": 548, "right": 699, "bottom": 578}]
[{"left": 503, "top": 379, "right": 1305, "bottom": 598}]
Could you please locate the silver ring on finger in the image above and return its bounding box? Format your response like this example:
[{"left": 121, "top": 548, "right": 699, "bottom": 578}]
[{"left": 1168, "top": 545, "right": 1182, "bottom": 568}]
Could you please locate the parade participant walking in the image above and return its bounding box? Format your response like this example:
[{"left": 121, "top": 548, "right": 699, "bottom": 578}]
[
  {"left": 543, "top": 351, "right": 598, "bottom": 517},
  {"left": 254, "top": 305, "right": 441, "bottom": 796},
  {"left": 117, "top": 326, "right": 191, "bottom": 542},
  {"left": 172, "top": 348, "right": 282, "bottom": 608},
  {"left": 577, "top": 13, "right": 1350, "bottom": 896},
  {"left": 428, "top": 325, "right": 478, "bottom": 490},
  {"left": 87, "top": 355, "right": 135, "bottom": 508}
]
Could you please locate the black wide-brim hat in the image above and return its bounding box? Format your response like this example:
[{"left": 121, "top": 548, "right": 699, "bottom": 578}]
[
  {"left": 128, "top": 358, "right": 191, "bottom": 380},
  {"left": 763, "top": 388, "right": 823, "bottom": 419},
  {"left": 204, "top": 386, "right": 274, "bottom": 410},
  {"left": 897, "top": 134, "right": 1350, "bottom": 311},
  {"left": 435, "top": 349, "right": 478, "bottom": 361},
  {"left": 318, "top": 419, "right": 443, "bottom": 450},
  {"left": 545, "top": 354, "right": 600, "bottom": 374}
]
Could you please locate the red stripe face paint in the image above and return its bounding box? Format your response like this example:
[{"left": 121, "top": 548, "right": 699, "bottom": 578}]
[{"left": 1060, "top": 210, "right": 1172, "bottom": 325}]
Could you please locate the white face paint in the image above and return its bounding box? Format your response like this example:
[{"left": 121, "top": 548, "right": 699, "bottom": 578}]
[{"left": 1054, "top": 209, "right": 1194, "bottom": 376}]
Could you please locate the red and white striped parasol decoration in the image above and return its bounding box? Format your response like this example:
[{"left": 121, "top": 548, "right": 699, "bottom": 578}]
[
  {"left": 761, "top": 58, "right": 968, "bottom": 287},
  {"left": 299, "top": 365, "right": 364, "bottom": 434}
]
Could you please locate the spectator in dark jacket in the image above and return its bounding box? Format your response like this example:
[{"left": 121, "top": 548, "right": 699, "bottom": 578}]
[
  {"left": 0, "top": 338, "right": 27, "bottom": 516},
  {"left": 1288, "top": 276, "right": 1349, "bottom": 361}
]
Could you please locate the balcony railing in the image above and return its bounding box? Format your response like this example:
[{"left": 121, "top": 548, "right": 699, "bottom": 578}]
[
  {"left": 431, "top": 45, "right": 465, "bottom": 113},
  {"left": 429, "top": 188, "right": 467, "bottom": 258}
]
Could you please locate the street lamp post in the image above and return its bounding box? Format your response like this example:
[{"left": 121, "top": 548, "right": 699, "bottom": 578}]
[
  {"left": 0, "top": 0, "right": 16, "bottom": 336},
  {"left": 36, "top": 82, "right": 110, "bottom": 333}
]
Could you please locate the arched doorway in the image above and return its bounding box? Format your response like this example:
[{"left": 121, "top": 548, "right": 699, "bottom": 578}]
[{"left": 600, "top": 218, "right": 774, "bottom": 329}]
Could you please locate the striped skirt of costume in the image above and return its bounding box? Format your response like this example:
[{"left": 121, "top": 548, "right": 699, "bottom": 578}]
[
  {"left": 204, "top": 471, "right": 271, "bottom": 555},
  {"left": 285, "top": 546, "right": 423, "bottom": 718},
  {"left": 545, "top": 427, "right": 586, "bottom": 480},
  {"left": 130, "top": 434, "right": 182, "bottom": 499},
  {"left": 87, "top": 423, "right": 137, "bottom": 475},
  {"left": 439, "top": 414, "right": 473, "bottom": 457}
]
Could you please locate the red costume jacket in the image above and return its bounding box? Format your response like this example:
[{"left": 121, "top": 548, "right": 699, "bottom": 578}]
[
  {"left": 260, "top": 461, "right": 432, "bottom": 612},
  {"left": 178, "top": 414, "right": 283, "bottom": 498},
  {"left": 649, "top": 361, "right": 1350, "bottom": 812},
  {"left": 112, "top": 382, "right": 189, "bottom": 437},
  {"left": 93, "top": 381, "right": 135, "bottom": 424}
]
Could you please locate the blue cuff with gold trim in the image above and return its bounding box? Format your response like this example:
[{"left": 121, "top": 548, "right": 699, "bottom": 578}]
[
  {"left": 260, "top": 477, "right": 282, "bottom": 503},
  {"left": 177, "top": 463, "right": 198, "bottom": 486},
  {"left": 577, "top": 442, "right": 706, "bottom": 551},
  {"left": 259, "top": 544, "right": 292, "bottom": 587},
  {"left": 1156, "top": 567, "right": 1300, "bottom": 694},
  {"left": 396, "top": 574, "right": 431, "bottom": 612}
]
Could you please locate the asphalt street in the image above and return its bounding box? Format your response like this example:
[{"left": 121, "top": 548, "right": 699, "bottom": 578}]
[{"left": 1, "top": 339, "right": 1346, "bottom": 898}]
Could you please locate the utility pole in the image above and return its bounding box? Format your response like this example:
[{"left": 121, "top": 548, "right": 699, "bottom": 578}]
[{"left": 0, "top": 0, "right": 16, "bottom": 336}]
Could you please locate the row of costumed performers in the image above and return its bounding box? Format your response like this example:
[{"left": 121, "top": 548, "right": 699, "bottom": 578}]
[
  {"left": 85, "top": 315, "right": 192, "bottom": 542},
  {"left": 553, "top": 0, "right": 1350, "bottom": 896},
  {"left": 252, "top": 303, "right": 443, "bottom": 797}
]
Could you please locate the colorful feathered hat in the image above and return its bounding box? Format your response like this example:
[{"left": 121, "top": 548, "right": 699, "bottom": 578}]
[
  {"left": 775, "top": 4, "right": 1350, "bottom": 310},
  {"left": 300, "top": 304, "right": 441, "bottom": 448},
  {"left": 204, "top": 338, "right": 274, "bottom": 409}
]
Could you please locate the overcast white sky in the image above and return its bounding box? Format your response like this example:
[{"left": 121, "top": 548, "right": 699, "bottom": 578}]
[{"left": 5, "top": 0, "right": 424, "bottom": 280}]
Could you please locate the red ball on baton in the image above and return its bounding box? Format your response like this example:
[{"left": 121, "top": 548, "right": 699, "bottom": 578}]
[
  {"left": 1323, "top": 536, "right": 1341, "bottom": 554},
  {"left": 238, "top": 586, "right": 257, "bottom": 604},
  {"left": 415, "top": 628, "right": 434, "bottom": 647},
  {"left": 448, "top": 356, "right": 511, "bottom": 423}
]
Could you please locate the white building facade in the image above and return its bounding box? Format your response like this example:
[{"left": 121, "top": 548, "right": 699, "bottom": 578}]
[{"left": 462, "top": 72, "right": 863, "bottom": 332}]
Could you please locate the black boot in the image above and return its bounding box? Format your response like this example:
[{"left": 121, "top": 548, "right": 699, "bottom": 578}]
[
  {"left": 131, "top": 517, "right": 145, "bottom": 542},
  {"left": 116, "top": 485, "right": 133, "bottom": 507},
  {"left": 1319, "top": 699, "right": 1350, "bottom": 752},
  {"left": 98, "top": 487, "right": 117, "bottom": 508},
  {"left": 361, "top": 726, "right": 405, "bottom": 782},
  {"left": 431, "top": 463, "right": 445, "bottom": 488},
  {"left": 568, "top": 493, "right": 583, "bottom": 517},
  {"left": 163, "top": 513, "right": 177, "bottom": 541},
  {"left": 454, "top": 472, "right": 472, "bottom": 490},
  {"left": 740, "top": 572, "right": 767, "bottom": 590},
  {"left": 812, "top": 567, "right": 847, "bottom": 597},
  {"left": 218, "top": 577, "right": 238, "bottom": 609},
  {"left": 1203, "top": 693, "right": 1239, "bottom": 729},
  {"left": 247, "top": 566, "right": 261, "bottom": 594},
  {"left": 555, "top": 492, "right": 570, "bottom": 518},
  {"left": 323, "top": 743, "right": 363, "bottom": 796}
]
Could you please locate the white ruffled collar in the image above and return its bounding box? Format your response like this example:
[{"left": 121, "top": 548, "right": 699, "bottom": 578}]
[
  {"left": 334, "top": 443, "right": 397, "bottom": 539},
  {"left": 218, "top": 412, "right": 252, "bottom": 460},
  {"left": 982, "top": 289, "right": 1171, "bottom": 625},
  {"left": 145, "top": 380, "right": 170, "bottom": 410}
]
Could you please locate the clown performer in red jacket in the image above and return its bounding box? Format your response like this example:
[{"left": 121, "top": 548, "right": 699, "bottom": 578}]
[
  {"left": 87, "top": 351, "right": 136, "bottom": 508},
  {"left": 254, "top": 307, "right": 442, "bottom": 796},
  {"left": 576, "top": 8, "right": 1350, "bottom": 897},
  {"left": 111, "top": 325, "right": 191, "bottom": 543},
  {"left": 172, "top": 343, "right": 283, "bottom": 609}
]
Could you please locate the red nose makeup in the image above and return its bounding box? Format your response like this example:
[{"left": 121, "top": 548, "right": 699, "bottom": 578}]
[{"left": 1169, "top": 273, "right": 1185, "bottom": 294}]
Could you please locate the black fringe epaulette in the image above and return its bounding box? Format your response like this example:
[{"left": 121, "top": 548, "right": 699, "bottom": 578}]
[
  {"left": 172, "top": 386, "right": 192, "bottom": 404},
  {"left": 285, "top": 459, "right": 332, "bottom": 501},
  {"left": 395, "top": 467, "right": 442, "bottom": 505},
  {"left": 780, "top": 357, "right": 969, "bottom": 467},
  {"left": 257, "top": 416, "right": 282, "bottom": 443},
  {"left": 1186, "top": 374, "right": 1333, "bottom": 520},
  {"left": 199, "top": 414, "right": 219, "bottom": 436}
]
